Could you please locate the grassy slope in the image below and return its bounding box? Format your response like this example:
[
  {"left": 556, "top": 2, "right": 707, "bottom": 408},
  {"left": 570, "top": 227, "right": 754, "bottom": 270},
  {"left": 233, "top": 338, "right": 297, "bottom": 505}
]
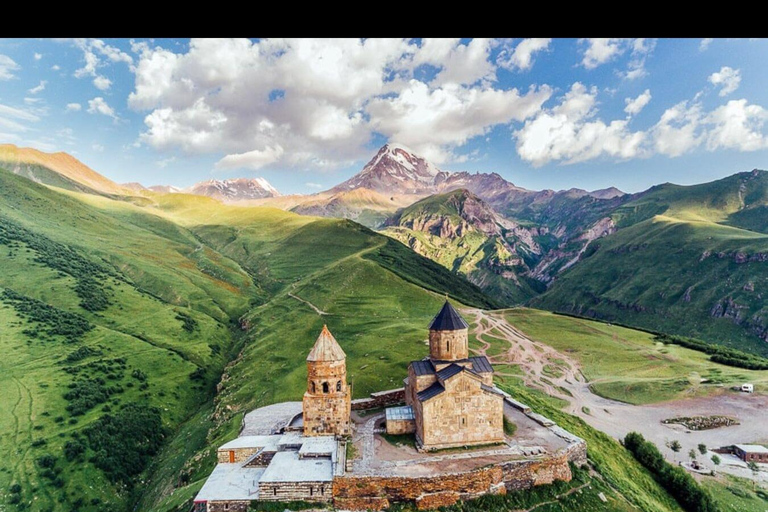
[
  {"left": 384, "top": 190, "right": 541, "bottom": 305},
  {"left": 0, "top": 168, "right": 498, "bottom": 512},
  {"left": 535, "top": 171, "right": 768, "bottom": 356}
]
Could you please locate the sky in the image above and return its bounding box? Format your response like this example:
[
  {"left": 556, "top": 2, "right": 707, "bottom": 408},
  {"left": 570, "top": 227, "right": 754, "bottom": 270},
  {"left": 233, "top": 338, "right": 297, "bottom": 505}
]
[{"left": 1, "top": 38, "right": 768, "bottom": 195}]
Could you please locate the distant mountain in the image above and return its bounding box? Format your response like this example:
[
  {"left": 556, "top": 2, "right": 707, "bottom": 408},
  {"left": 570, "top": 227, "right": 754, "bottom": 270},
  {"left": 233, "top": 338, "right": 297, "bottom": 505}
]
[
  {"left": 292, "top": 188, "right": 417, "bottom": 228},
  {"left": 589, "top": 187, "right": 625, "bottom": 199},
  {"left": 332, "top": 143, "right": 442, "bottom": 195},
  {"left": 384, "top": 189, "right": 545, "bottom": 303},
  {"left": 148, "top": 185, "right": 182, "bottom": 194},
  {"left": 186, "top": 178, "right": 279, "bottom": 201},
  {"left": 0, "top": 143, "right": 129, "bottom": 196}
]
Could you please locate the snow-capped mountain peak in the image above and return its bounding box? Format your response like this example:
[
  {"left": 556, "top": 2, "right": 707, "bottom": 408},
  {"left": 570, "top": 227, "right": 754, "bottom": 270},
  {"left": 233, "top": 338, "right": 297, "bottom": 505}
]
[{"left": 185, "top": 177, "right": 280, "bottom": 201}]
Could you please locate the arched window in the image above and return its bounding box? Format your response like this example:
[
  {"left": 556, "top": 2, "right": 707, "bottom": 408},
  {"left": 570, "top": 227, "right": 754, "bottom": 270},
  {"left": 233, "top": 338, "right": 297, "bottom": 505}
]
[
  {"left": 336, "top": 380, "right": 342, "bottom": 392},
  {"left": 311, "top": 381, "right": 316, "bottom": 393},
  {"left": 322, "top": 382, "right": 329, "bottom": 394}
]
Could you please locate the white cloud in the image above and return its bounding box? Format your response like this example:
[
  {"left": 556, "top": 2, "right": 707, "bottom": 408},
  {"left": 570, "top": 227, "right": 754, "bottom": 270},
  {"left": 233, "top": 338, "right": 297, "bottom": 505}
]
[
  {"left": 650, "top": 101, "right": 703, "bottom": 157},
  {"left": 0, "top": 103, "right": 40, "bottom": 122},
  {"left": 87, "top": 97, "right": 117, "bottom": 119},
  {"left": 128, "top": 38, "right": 552, "bottom": 169},
  {"left": 34, "top": 53, "right": 42, "bottom": 61},
  {"left": 708, "top": 66, "right": 741, "bottom": 97},
  {"left": 305, "top": 182, "right": 324, "bottom": 189},
  {"left": 705, "top": 99, "right": 768, "bottom": 151},
  {"left": 24, "top": 97, "right": 42, "bottom": 105},
  {"left": 51, "top": 64, "right": 61, "bottom": 71},
  {"left": 700, "top": 38, "right": 713, "bottom": 51},
  {"left": 624, "top": 89, "right": 652, "bottom": 115},
  {"left": 368, "top": 80, "right": 551, "bottom": 163},
  {"left": 156, "top": 156, "right": 176, "bottom": 168},
  {"left": 93, "top": 75, "right": 112, "bottom": 90},
  {"left": 92, "top": 143, "right": 104, "bottom": 152},
  {"left": 0, "top": 54, "right": 19, "bottom": 80},
  {"left": 497, "top": 38, "right": 551, "bottom": 71},
  {"left": 579, "top": 38, "right": 655, "bottom": 79},
  {"left": 514, "top": 83, "right": 646, "bottom": 166},
  {"left": 579, "top": 39, "right": 625, "bottom": 69},
  {"left": 73, "top": 39, "right": 133, "bottom": 91},
  {"left": 28, "top": 80, "right": 46, "bottom": 94},
  {"left": 66, "top": 103, "right": 82, "bottom": 112}
]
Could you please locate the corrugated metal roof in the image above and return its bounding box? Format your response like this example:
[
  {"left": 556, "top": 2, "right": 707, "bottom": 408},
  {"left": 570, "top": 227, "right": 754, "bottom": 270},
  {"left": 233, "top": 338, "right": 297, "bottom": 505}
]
[
  {"left": 736, "top": 444, "right": 768, "bottom": 454},
  {"left": 429, "top": 301, "right": 469, "bottom": 331},
  {"left": 386, "top": 405, "right": 415, "bottom": 421},
  {"left": 416, "top": 382, "right": 445, "bottom": 402},
  {"left": 468, "top": 356, "right": 493, "bottom": 373},
  {"left": 410, "top": 359, "right": 435, "bottom": 376},
  {"left": 259, "top": 451, "right": 333, "bottom": 483},
  {"left": 307, "top": 325, "right": 346, "bottom": 362},
  {"left": 437, "top": 363, "right": 464, "bottom": 381}
]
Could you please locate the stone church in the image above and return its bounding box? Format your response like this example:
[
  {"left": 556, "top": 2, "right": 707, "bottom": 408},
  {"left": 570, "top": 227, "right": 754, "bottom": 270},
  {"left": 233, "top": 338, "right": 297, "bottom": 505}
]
[{"left": 399, "top": 301, "right": 505, "bottom": 450}]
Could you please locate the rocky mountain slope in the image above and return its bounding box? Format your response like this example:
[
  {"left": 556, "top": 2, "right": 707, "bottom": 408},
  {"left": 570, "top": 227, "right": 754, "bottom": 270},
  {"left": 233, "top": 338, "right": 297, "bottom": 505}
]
[
  {"left": 186, "top": 177, "right": 280, "bottom": 201},
  {"left": 534, "top": 170, "right": 768, "bottom": 355}
]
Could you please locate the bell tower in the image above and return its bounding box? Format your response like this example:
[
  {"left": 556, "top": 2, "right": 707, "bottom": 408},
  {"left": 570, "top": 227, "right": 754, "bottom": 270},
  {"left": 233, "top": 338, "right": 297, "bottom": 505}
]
[
  {"left": 302, "top": 325, "right": 351, "bottom": 436},
  {"left": 428, "top": 301, "right": 469, "bottom": 361}
]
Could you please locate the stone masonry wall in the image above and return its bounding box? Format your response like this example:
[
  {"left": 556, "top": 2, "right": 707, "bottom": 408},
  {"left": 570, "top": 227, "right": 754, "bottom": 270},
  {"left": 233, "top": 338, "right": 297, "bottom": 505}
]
[
  {"left": 386, "top": 418, "right": 416, "bottom": 435},
  {"left": 260, "top": 481, "right": 333, "bottom": 502},
  {"left": 206, "top": 500, "right": 249, "bottom": 512},
  {"left": 351, "top": 388, "right": 405, "bottom": 411},
  {"left": 216, "top": 447, "right": 259, "bottom": 464},
  {"left": 333, "top": 453, "right": 572, "bottom": 511},
  {"left": 429, "top": 328, "right": 469, "bottom": 360}
]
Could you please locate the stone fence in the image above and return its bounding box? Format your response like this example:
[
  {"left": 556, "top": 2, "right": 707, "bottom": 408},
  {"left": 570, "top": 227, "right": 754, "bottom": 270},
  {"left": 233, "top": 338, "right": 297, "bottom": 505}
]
[{"left": 351, "top": 388, "right": 405, "bottom": 411}]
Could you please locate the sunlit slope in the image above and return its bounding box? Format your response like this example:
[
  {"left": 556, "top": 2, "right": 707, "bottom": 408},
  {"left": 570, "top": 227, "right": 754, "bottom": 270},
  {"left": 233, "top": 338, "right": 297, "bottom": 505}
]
[{"left": 537, "top": 170, "right": 768, "bottom": 355}]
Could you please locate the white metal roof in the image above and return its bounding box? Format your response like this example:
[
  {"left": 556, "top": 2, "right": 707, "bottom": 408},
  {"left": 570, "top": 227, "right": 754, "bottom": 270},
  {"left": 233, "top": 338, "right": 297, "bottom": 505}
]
[
  {"left": 259, "top": 451, "right": 333, "bottom": 483},
  {"left": 218, "top": 435, "right": 280, "bottom": 452},
  {"left": 298, "top": 436, "right": 337, "bottom": 459},
  {"left": 386, "top": 405, "right": 415, "bottom": 421},
  {"left": 194, "top": 463, "right": 264, "bottom": 502},
  {"left": 735, "top": 444, "right": 768, "bottom": 454}
]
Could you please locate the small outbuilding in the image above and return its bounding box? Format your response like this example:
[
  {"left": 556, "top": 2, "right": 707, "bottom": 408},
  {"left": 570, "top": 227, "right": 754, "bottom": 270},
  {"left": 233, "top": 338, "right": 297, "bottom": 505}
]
[
  {"left": 734, "top": 444, "right": 768, "bottom": 463},
  {"left": 741, "top": 383, "right": 754, "bottom": 393},
  {"left": 385, "top": 405, "right": 416, "bottom": 435}
]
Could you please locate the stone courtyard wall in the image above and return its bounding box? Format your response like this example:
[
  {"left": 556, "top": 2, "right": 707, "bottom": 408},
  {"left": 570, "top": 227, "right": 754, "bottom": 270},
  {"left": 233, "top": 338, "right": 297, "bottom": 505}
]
[
  {"left": 333, "top": 451, "right": 576, "bottom": 510},
  {"left": 351, "top": 387, "right": 405, "bottom": 411}
]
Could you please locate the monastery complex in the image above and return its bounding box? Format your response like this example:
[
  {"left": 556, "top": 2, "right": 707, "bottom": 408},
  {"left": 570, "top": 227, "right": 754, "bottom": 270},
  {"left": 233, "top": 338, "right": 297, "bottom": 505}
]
[{"left": 194, "top": 302, "right": 586, "bottom": 512}]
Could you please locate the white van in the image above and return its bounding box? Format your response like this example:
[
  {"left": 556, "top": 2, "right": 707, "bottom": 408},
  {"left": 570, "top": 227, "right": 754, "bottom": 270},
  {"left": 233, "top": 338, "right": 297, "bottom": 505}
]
[{"left": 741, "top": 383, "right": 754, "bottom": 393}]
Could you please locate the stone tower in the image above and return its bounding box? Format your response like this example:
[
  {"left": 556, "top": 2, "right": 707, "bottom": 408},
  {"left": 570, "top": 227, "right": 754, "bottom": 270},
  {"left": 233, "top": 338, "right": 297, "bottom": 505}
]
[
  {"left": 428, "top": 301, "right": 469, "bottom": 361},
  {"left": 303, "top": 325, "right": 351, "bottom": 437}
]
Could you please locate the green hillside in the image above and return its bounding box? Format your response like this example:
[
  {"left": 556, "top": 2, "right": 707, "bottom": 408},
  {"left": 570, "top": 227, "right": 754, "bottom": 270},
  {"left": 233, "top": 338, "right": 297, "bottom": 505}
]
[
  {"left": 0, "top": 167, "right": 496, "bottom": 512},
  {"left": 536, "top": 170, "right": 768, "bottom": 355},
  {"left": 384, "top": 190, "right": 544, "bottom": 305}
]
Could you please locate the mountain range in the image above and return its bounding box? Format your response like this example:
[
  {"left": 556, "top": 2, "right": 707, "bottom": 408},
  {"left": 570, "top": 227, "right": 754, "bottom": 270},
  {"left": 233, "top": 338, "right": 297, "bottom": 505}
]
[{"left": 2, "top": 141, "right": 767, "bottom": 356}]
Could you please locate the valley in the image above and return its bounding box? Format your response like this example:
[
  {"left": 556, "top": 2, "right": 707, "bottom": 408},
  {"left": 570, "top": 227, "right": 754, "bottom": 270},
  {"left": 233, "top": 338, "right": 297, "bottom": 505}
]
[{"left": 0, "top": 144, "right": 767, "bottom": 512}]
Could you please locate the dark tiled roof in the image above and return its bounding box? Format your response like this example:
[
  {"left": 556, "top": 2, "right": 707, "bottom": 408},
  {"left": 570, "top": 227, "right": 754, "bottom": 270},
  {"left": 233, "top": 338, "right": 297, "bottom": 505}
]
[
  {"left": 410, "top": 359, "right": 436, "bottom": 376},
  {"left": 468, "top": 356, "right": 493, "bottom": 374},
  {"left": 416, "top": 382, "right": 445, "bottom": 402},
  {"left": 429, "top": 301, "right": 469, "bottom": 331},
  {"left": 436, "top": 363, "right": 464, "bottom": 381}
]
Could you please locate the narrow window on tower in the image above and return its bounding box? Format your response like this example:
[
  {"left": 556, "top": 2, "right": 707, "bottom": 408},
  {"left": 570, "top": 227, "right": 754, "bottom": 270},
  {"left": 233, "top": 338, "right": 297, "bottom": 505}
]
[
  {"left": 322, "top": 382, "right": 329, "bottom": 394},
  {"left": 311, "top": 382, "right": 316, "bottom": 393},
  {"left": 447, "top": 340, "right": 450, "bottom": 353},
  {"left": 336, "top": 380, "right": 342, "bottom": 392}
]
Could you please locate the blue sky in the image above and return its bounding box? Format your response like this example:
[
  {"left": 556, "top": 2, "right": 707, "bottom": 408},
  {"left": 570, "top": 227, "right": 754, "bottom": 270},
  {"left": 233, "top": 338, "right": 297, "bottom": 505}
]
[{"left": 1, "top": 38, "right": 768, "bottom": 194}]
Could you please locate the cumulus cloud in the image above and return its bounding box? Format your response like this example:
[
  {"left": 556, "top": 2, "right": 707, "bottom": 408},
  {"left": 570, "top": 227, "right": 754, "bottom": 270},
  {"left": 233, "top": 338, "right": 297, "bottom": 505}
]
[
  {"left": 579, "top": 38, "right": 655, "bottom": 79},
  {"left": 66, "top": 103, "right": 82, "bottom": 112},
  {"left": 93, "top": 75, "right": 112, "bottom": 91},
  {"left": 497, "top": 38, "right": 551, "bottom": 71},
  {"left": 650, "top": 101, "right": 703, "bottom": 157},
  {"left": 34, "top": 53, "right": 42, "bottom": 61},
  {"left": 28, "top": 80, "right": 46, "bottom": 94},
  {"left": 705, "top": 99, "right": 768, "bottom": 151},
  {"left": 0, "top": 54, "right": 19, "bottom": 80},
  {"left": 87, "top": 97, "right": 117, "bottom": 119},
  {"left": 624, "top": 89, "right": 652, "bottom": 115},
  {"left": 51, "top": 64, "right": 61, "bottom": 71},
  {"left": 708, "top": 66, "right": 741, "bottom": 97},
  {"left": 128, "top": 38, "right": 552, "bottom": 169},
  {"left": 73, "top": 39, "right": 132, "bottom": 91},
  {"left": 699, "top": 38, "right": 713, "bottom": 51},
  {"left": 514, "top": 83, "right": 646, "bottom": 166}
]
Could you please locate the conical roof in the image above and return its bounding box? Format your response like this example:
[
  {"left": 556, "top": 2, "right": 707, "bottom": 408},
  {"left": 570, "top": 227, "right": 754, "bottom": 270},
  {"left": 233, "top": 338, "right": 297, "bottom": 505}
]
[
  {"left": 307, "top": 325, "right": 346, "bottom": 362},
  {"left": 429, "top": 301, "right": 469, "bottom": 331}
]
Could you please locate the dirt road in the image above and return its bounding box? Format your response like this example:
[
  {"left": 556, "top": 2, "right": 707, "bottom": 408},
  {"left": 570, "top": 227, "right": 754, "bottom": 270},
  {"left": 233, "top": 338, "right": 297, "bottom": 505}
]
[{"left": 466, "top": 309, "right": 768, "bottom": 482}]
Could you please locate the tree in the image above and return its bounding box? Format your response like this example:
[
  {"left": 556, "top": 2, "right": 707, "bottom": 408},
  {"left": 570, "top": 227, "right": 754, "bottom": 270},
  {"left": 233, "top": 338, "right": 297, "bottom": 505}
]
[
  {"left": 711, "top": 454, "right": 721, "bottom": 466},
  {"left": 689, "top": 449, "right": 697, "bottom": 461},
  {"left": 668, "top": 440, "right": 682, "bottom": 461},
  {"left": 698, "top": 443, "right": 707, "bottom": 455}
]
